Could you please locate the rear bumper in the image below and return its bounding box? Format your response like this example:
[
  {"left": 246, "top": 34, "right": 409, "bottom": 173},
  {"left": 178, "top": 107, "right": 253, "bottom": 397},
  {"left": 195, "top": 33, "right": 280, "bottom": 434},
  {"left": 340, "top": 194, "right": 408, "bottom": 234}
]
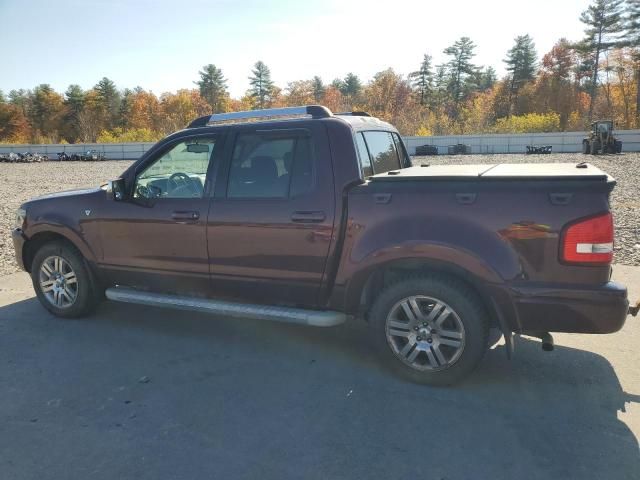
[
  {"left": 12, "top": 228, "right": 26, "bottom": 270},
  {"left": 505, "top": 281, "right": 629, "bottom": 334}
]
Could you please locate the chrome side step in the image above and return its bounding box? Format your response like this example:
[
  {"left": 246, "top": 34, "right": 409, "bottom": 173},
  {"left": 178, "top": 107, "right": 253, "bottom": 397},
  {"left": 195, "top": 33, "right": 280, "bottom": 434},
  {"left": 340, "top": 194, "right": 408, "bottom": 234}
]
[{"left": 105, "top": 287, "right": 347, "bottom": 327}]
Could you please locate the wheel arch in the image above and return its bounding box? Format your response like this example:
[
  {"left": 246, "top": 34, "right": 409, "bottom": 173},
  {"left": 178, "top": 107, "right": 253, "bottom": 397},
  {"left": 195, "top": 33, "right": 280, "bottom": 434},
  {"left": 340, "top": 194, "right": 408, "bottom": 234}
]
[
  {"left": 349, "top": 257, "right": 506, "bottom": 331},
  {"left": 23, "top": 231, "right": 87, "bottom": 273}
]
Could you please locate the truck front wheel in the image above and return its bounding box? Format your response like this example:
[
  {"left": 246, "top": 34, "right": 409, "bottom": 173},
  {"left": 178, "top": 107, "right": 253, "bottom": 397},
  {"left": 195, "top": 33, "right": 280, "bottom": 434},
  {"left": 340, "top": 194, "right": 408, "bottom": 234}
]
[
  {"left": 368, "top": 275, "right": 489, "bottom": 386},
  {"left": 31, "top": 241, "right": 99, "bottom": 318}
]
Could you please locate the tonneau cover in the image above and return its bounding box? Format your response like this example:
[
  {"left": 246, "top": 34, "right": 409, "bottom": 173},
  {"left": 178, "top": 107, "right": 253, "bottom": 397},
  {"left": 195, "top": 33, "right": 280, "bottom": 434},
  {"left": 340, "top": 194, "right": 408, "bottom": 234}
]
[{"left": 371, "top": 163, "right": 611, "bottom": 182}]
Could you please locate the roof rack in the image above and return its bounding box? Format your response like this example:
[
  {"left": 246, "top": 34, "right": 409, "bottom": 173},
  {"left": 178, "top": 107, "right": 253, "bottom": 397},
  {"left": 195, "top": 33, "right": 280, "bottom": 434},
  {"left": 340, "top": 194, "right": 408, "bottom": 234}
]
[
  {"left": 335, "top": 111, "right": 371, "bottom": 117},
  {"left": 188, "top": 105, "right": 333, "bottom": 128}
]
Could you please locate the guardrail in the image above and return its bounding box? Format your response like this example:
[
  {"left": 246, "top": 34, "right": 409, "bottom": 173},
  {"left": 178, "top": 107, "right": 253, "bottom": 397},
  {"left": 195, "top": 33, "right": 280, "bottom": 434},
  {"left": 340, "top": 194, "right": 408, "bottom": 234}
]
[{"left": 0, "top": 130, "right": 638, "bottom": 159}]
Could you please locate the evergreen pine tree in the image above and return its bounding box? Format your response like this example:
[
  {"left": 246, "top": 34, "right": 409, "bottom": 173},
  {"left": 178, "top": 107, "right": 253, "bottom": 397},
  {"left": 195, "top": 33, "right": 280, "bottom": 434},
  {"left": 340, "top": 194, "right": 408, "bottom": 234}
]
[
  {"left": 443, "top": 37, "right": 477, "bottom": 117},
  {"left": 624, "top": 0, "right": 640, "bottom": 126},
  {"left": 341, "top": 73, "right": 363, "bottom": 101},
  {"left": 578, "top": 0, "right": 625, "bottom": 120},
  {"left": 196, "top": 64, "right": 228, "bottom": 113},
  {"left": 63, "top": 84, "right": 85, "bottom": 141},
  {"left": 94, "top": 77, "right": 121, "bottom": 129},
  {"left": 504, "top": 34, "right": 538, "bottom": 115},
  {"left": 312, "top": 76, "right": 325, "bottom": 103},
  {"left": 410, "top": 54, "right": 434, "bottom": 106},
  {"left": 248, "top": 61, "right": 274, "bottom": 109}
]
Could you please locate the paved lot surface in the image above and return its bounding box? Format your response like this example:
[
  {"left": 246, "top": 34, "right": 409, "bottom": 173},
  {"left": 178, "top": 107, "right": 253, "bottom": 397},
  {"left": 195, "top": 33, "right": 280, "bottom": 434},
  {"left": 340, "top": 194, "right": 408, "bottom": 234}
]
[{"left": 1, "top": 268, "right": 639, "bottom": 480}]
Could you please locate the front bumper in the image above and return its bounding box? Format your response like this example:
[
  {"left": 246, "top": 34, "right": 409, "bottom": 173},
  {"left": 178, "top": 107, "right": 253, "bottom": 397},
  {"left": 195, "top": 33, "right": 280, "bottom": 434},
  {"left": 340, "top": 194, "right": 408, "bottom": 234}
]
[
  {"left": 507, "top": 281, "right": 629, "bottom": 334},
  {"left": 12, "top": 228, "right": 27, "bottom": 270}
]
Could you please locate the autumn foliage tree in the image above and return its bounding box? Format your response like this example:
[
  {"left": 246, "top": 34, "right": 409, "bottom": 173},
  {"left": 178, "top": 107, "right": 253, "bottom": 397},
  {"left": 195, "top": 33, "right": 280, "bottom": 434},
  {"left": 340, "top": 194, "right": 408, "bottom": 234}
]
[{"left": 3, "top": 2, "right": 640, "bottom": 144}]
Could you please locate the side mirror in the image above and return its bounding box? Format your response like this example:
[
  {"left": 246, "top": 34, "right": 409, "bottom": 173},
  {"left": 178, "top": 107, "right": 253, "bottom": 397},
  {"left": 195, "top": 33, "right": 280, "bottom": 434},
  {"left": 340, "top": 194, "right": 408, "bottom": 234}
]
[{"left": 107, "top": 178, "right": 126, "bottom": 201}]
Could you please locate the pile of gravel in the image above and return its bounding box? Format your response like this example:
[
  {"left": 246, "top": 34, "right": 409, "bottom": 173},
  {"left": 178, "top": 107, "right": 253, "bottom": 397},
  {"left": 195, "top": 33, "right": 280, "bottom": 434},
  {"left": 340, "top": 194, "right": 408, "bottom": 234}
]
[{"left": 0, "top": 153, "right": 638, "bottom": 277}]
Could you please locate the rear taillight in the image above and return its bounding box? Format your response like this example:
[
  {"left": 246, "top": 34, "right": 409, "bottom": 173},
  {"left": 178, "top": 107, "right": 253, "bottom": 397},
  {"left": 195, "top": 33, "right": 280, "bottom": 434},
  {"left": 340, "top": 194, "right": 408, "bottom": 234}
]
[{"left": 561, "top": 212, "right": 613, "bottom": 264}]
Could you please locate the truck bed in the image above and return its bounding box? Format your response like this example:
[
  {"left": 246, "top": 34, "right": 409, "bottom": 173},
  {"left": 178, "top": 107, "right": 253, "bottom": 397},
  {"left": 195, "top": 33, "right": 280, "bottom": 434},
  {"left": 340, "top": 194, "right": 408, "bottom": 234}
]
[{"left": 371, "top": 163, "right": 611, "bottom": 182}]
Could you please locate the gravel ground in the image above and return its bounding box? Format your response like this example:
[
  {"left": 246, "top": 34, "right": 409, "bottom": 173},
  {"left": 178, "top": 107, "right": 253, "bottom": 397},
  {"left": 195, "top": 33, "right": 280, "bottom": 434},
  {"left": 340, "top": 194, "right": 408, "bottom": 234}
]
[
  {"left": 0, "top": 153, "right": 638, "bottom": 276},
  {"left": 0, "top": 161, "right": 133, "bottom": 276}
]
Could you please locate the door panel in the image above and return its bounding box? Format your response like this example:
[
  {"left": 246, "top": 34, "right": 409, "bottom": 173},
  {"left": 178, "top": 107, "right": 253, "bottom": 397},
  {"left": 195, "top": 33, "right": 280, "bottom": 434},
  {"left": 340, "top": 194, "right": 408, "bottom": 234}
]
[
  {"left": 98, "top": 198, "right": 211, "bottom": 293},
  {"left": 98, "top": 134, "right": 220, "bottom": 294},
  {"left": 207, "top": 124, "right": 335, "bottom": 307}
]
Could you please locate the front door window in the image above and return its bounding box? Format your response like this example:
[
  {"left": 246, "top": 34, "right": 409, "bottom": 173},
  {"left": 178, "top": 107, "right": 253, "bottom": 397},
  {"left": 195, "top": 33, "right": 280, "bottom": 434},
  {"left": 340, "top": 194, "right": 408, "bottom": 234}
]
[{"left": 134, "top": 138, "right": 217, "bottom": 199}]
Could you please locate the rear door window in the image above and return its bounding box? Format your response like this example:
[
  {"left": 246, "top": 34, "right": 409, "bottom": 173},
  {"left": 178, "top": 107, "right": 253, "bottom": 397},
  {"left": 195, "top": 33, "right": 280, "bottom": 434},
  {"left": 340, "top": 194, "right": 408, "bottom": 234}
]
[
  {"left": 227, "top": 131, "right": 314, "bottom": 198},
  {"left": 362, "top": 131, "right": 401, "bottom": 174}
]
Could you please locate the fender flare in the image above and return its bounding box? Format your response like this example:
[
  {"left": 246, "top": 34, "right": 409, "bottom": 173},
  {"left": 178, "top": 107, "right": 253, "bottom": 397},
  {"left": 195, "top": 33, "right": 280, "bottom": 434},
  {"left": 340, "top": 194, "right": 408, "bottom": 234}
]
[
  {"left": 24, "top": 222, "right": 98, "bottom": 266},
  {"left": 342, "top": 243, "right": 508, "bottom": 312}
]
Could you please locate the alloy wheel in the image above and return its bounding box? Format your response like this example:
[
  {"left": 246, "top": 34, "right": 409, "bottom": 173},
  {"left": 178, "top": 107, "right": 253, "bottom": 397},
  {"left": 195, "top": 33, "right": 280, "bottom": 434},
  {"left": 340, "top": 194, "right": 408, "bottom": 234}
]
[
  {"left": 39, "top": 255, "right": 78, "bottom": 308},
  {"left": 385, "top": 295, "right": 465, "bottom": 371}
]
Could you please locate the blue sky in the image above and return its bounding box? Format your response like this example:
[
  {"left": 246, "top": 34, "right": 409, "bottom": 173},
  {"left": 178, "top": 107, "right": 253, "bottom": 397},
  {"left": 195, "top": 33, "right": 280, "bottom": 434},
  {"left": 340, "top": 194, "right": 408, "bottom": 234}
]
[{"left": 0, "top": 0, "right": 592, "bottom": 98}]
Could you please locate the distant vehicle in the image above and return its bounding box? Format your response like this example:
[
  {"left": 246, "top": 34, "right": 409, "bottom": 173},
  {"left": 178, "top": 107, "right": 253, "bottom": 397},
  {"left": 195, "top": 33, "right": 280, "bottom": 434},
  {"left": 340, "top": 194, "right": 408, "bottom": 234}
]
[
  {"left": 526, "top": 145, "right": 552, "bottom": 154},
  {"left": 0, "top": 152, "right": 46, "bottom": 163},
  {"left": 11, "top": 105, "right": 637, "bottom": 385},
  {"left": 582, "top": 120, "right": 623, "bottom": 154},
  {"left": 83, "top": 150, "right": 105, "bottom": 161},
  {"left": 68, "top": 150, "right": 105, "bottom": 161},
  {"left": 415, "top": 144, "right": 438, "bottom": 156}
]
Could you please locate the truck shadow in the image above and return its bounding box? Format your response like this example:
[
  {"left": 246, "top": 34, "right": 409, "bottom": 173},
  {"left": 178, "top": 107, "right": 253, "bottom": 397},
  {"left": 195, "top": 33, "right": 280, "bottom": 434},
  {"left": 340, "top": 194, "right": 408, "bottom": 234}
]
[{"left": 1, "top": 297, "right": 638, "bottom": 479}]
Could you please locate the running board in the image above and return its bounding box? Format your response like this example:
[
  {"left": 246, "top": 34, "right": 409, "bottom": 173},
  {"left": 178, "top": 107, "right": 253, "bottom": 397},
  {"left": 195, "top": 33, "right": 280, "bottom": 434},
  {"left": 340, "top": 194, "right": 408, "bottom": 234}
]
[{"left": 105, "top": 287, "right": 347, "bottom": 327}]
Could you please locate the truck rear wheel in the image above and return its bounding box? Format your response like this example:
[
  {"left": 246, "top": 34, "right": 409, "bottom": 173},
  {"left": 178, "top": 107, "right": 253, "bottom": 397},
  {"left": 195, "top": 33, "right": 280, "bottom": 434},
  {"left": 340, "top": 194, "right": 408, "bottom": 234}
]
[
  {"left": 31, "top": 241, "right": 99, "bottom": 318},
  {"left": 368, "top": 275, "right": 489, "bottom": 386},
  {"left": 591, "top": 140, "right": 600, "bottom": 155}
]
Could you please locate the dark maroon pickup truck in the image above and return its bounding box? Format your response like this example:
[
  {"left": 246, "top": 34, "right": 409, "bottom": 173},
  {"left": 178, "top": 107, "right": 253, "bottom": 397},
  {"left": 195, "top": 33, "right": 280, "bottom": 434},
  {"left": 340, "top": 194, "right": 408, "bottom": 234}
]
[{"left": 12, "top": 105, "right": 637, "bottom": 385}]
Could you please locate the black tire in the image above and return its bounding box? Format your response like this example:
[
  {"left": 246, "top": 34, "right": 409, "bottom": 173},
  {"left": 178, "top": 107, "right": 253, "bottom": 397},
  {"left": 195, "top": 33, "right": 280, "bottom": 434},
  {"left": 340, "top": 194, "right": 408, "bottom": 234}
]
[
  {"left": 615, "top": 141, "right": 622, "bottom": 154},
  {"left": 31, "top": 241, "right": 99, "bottom": 318},
  {"left": 591, "top": 141, "right": 600, "bottom": 155},
  {"left": 582, "top": 140, "right": 590, "bottom": 154},
  {"left": 368, "top": 275, "right": 489, "bottom": 386}
]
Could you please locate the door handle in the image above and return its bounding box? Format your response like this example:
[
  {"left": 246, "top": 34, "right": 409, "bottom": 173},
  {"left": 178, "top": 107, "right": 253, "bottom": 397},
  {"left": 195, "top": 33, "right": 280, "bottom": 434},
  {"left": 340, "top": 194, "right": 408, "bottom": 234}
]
[
  {"left": 291, "top": 211, "right": 326, "bottom": 223},
  {"left": 171, "top": 210, "right": 200, "bottom": 221}
]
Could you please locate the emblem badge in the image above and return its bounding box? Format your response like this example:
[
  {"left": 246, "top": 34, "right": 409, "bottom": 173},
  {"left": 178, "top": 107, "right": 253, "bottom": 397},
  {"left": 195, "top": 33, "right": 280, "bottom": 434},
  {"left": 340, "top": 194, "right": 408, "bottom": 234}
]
[{"left": 85, "top": 210, "right": 91, "bottom": 216}]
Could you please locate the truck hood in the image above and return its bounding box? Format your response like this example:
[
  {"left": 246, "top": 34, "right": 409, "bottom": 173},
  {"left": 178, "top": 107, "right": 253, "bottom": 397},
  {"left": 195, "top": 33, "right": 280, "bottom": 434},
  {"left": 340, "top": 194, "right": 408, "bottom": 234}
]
[
  {"left": 25, "top": 187, "right": 103, "bottom": 204},
  {"left": 371, "top": 163, "right": 612, "bottom": 182}
]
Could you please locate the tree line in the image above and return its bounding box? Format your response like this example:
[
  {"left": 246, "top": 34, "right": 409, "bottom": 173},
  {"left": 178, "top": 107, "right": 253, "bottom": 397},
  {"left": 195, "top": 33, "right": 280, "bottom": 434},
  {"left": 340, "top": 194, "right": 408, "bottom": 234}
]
[{"left": 0, "top": 0, "right": 638, "bottom": 143}]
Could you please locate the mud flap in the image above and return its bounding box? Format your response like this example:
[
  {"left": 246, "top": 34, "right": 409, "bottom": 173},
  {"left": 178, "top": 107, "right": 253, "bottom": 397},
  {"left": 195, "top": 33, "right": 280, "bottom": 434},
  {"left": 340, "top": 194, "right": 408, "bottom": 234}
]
[{"left": 491, "top": 297, "right": 514, "bottom": 358}]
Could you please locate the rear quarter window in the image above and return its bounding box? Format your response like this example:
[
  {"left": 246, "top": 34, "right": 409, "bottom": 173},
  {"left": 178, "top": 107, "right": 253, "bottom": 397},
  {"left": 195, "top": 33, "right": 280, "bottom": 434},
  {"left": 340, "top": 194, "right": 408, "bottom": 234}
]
[
  {"left": 362, "top": 131, "right": 401, "bottom": 175},
  {"left": 354, "top": 133, "right": 373, "bottom": 178}
]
